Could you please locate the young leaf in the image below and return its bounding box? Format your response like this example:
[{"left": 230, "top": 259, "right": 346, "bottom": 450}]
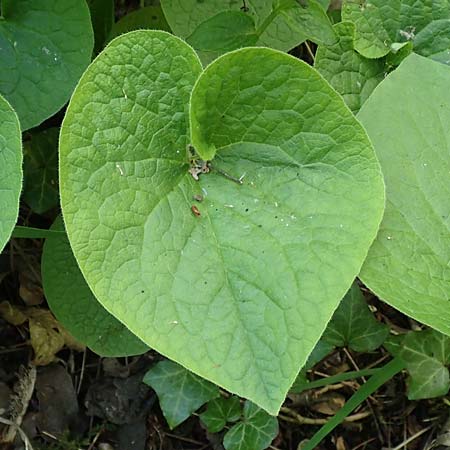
[
  {"left": 59, "top": 31, "right": 384, "bottom": 414},
  {"left": 322, "top": 283, "right": 389, "bottom": 352},
  {"left": 186, "top": 11, "right": 258, "bottom": 52},
  {"left": 143, "top": 360, "right": 220, "bottom": 429},
  {"left": 41, "top": 216, "right": 148, "bottom": 357},
  {"left": 108, "top": 6, "right": 171, "bottom": 42},
  {"left": 315, "top": 22, "right": 386, "bottom": 114},
  {"left": 391, "top": 330, "right": 450, "bottom": 400},
  {"left": 200, "top": 396, "right": 241, "bottom": 433},
  {"left": 342, "top": 0, "right": 450, "bottom": 59},
  {"left": 0, "top": 0, "right": 94, "bottom": 130},
  {"left": 87, "top": 0, "right": 115, "bottom": 53},
  {"left": 358, "top": 53, "right": 450, "bottom": 336},
  {"left": 22, "top": 128, "right": 59, "bottom": 215},
  {"left": 0, "top": 94, "right": 22, "bottom": 253},
  {"left": 223, "top": 401, "right": 278, "bottom": 450}
]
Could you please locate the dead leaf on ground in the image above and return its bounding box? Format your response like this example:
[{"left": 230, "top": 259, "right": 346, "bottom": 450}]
[
  {"left": 0, "top": 302, "right": 85, "bottom": 365},
  {"left": 19, "top": 271, "right": 43, "bottom": 306}
]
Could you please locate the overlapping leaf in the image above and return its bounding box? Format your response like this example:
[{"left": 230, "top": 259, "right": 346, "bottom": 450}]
[
  {"left": 0, "top": 94, "right": 22, "bottom": 253},
  {"left": 342, "top": 0, "right": 450, "bottom": 59},
  {"left": 223, "top": 401, "right": 278, "bottom": 450},
  {"left": 359, "top": 53, "right": 450, "bottom": 335},
  {"left": 59, "top": 31, "right": 384, "bottom": 414},
  {"left": 200, "top": 396, "right": 241, "bottom": 433},
  {"left": 143, "top": 360, "right": 220, "bottom": 429},
  {"left": 386, "top": 330, "right": 450, "bottom": 399},
  {"left": 0, "top": 0, "right": 94, "bottom": 130},
  {"left": 161, "top": 0, "right": 335, "bottom": 61},
  {"left": 322, "top": 283, "right": 388, "bottom": 352},
  {"left": 41, "top": 217, "right": 148, "bottom": 357},
  {"left": 315, "top": 22, "right": 386, "bottom": 113}
]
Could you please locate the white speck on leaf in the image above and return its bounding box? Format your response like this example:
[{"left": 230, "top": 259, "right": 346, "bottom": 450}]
[
  {"left": 224, "top": 204, "right": 234, "bottom": 208},
  {"left": 116, "top": 163, "right": 124, "bottom": 176}
]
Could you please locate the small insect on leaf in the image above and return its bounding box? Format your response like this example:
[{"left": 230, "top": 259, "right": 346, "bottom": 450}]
[{"left": 191, "top": 205, "right": 201, "bottom": 217}]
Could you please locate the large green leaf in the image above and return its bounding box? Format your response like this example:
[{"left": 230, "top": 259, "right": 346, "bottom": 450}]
[
  {"left": 386, "top": 330, "right": 450, "bottom": 400},
  {"left": 322, "top": 283, "right": 388, "bottom": 352},
  {"left": 358, "top": 53, "right": 450, "bottom": 335},
  {"left": 315, "top": 22, "right": 386, "bottom": 114},
  {"left": 41, "top": 216, "right": 148, "bottom": 357},
  {"left": 143, "top": 360, "right": 220, "bottom": 429},
  {"left": 0, "top": 94, "right": 22, "bottom": 253},
  {"left": 0, "top": 0, "right": 94, "bottom": 130},
  {"left": 223, "top": 401, "right": 278, "bottom": 450},
  {"left": 59, "top": 31, "right": 384, "bottom": 414},
  {"left": 342, "top": 0, "right": 450, "bottom": 59},
  {"left": 22, "top": 128, "right": 59, "bottom": 214}
]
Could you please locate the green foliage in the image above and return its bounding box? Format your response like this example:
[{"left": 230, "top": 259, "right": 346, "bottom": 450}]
[
  {"left": 342, "top": 0, "right": 450, "bottom": 59},
  {"left": 0, "top": 94, "right": 22, "bottom": 253},
  {"left": 161, "top": 0, "right": 336, "bottom": 62},
  {"left": 386, "top": 330, "right": 450, "bottom": 400},
  {"left": 41, "top": 216, "right": 149, "bottom": 357},
  {"left": 315, "top": 22, "right": 386, "bottom": 113},
  {"left": 0, "top": 0, "right": 94, "bottom": 130},
  {"left": 108, "top": 6, "right": 171, "bottom": 42},
  {"left": 59, "top": 30, "right": 384, "bottom": 414},
  {"left": 359, "top": 53, "right": 450, "bottom": 336},
  {"left": 186, "top": 11, "right": 258, "bottom": 52},
  {"left": 143, "top": 360, "right": 220, "bottom": 429},
  {"left": 223, "top": 401, "right": 279, "bottom": 450},
  {"left": 200, "top": 396, "right": 241, "bottom": 433},
  {"left": 22, "top": 128, "right": 59, "bottom": 214},
  {"left": 322, "top": 283, "right": 389, "bottom": 352}
]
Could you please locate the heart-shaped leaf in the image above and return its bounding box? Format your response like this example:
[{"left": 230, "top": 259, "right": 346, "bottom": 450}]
[
  {"left": 41, "top": 216, "right": 149, "bottom": 357},
  {"left": 59, "top": 31, "right": 384, "bottom": 414},
  {"left": 358, "top": 53, "right": 450, "bottom": 336},
  {"left": 342, "top": 0, "right": 450, "bottom": 59},
  {"left": 0, "top": 94, "right": 22, "bottom": 253},
  {"left": 0, "top": 0, "right": 94, "bottom": 130}
]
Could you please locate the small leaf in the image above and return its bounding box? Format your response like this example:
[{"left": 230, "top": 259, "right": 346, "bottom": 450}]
[
  {"left": 396, "top": 329, "right": 450, "bottom": 400},
  {"left": 322, "top": 283, "right": 389, "bottom": 352},
  {"left": 315, "top": 22, "right": 386, "bottom": 113},
  {"left": 0, "top": 0, "right": 94, "bottom": 130},
  {"left": 200, "top": 396, "right": 242, "bottom": 433},
  {"left": 0, "top": 94, "right": 22, "bottom": 253},
  {"left": 41, "top": 216, "right": 149, "bottom": 357},
  {"left": 143, "top": 360, "right": 220, "bottom": 429},
  {"left": 108, "top": 6, "right": 171, "bottom": 42},
  {"left": 358, "top": 53, "right": 450, "bottom": 335},
  {"left": 342, "top": 0, "right": 450, "bottom": 59},
  {"left": 223, "top": 401, "right": 278, "bottom": 450},
  {"left": 22, "top": 128, "right": 59, "bottom": 215},
  {"left": 187, "top": 11, "right": 257, "bottom": 52}
]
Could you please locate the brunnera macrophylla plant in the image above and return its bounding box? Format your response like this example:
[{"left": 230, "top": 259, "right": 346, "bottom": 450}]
[{"left": 58, "top": 30, "right": 385, "bottom": 414}]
